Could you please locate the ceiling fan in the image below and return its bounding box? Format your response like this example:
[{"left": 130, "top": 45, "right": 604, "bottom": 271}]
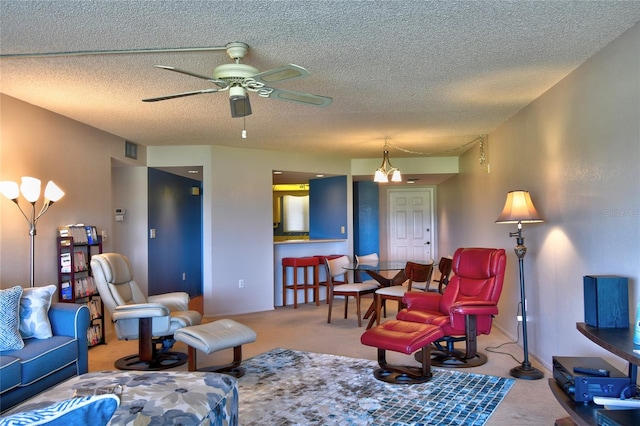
[{"left": 142, "top": 42, "right": 333, "bottom": 117}]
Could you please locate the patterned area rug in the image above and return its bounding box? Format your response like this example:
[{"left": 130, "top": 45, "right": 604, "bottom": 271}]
[{"left": 238, "top": 348, "right": 515, "bottom": 425}]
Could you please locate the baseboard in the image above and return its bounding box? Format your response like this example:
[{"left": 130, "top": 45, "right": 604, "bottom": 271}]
[{"left": 492, "top": 323, "right": 552, "bottom": 372}]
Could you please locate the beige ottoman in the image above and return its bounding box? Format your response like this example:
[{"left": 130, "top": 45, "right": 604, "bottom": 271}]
[{"left": 174, "top": 319, "right": 256, "bottom": 377}]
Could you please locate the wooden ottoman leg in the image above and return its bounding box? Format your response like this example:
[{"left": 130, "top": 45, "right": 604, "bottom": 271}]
[
  {"left": 187, "top": 346, "right": 197, "bottom": 371},
  {"left": 199, "top": 345, "right": 245, "bottom": 378}
]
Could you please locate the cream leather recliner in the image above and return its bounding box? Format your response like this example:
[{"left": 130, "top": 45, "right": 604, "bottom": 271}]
[{"left": 91, "top": 253, "right": 202, "bottom": 370}]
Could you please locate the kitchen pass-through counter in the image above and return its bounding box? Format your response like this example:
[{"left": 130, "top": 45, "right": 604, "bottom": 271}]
[{"left": 274, "top": 239, "right": 348, "bottom": 307}]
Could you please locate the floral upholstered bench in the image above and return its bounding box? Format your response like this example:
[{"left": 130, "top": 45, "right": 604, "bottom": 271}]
[{"left": 1, "top": 370, "right": 238, "bottom": 425}]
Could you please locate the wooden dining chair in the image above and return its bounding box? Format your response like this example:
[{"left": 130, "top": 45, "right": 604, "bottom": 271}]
[
  {"left": 430, "top": 256, "right": 453, "bottom": 293},
  {"left": 325, "top": 255, "right": 379, "bottom": 327},
  {"left": 373, "top": 261, "right": 433, "bottom": 326},
  {"left": 354, "top": 253, "right": 379, "bottom": 283}
]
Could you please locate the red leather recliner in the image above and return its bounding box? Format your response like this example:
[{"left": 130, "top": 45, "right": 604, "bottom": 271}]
[{"left": 396, "top": 247, "right": 507, "bottom": 367}]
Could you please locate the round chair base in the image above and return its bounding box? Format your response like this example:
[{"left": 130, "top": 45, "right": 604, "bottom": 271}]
[
  {"left": 373, "top": 367, "right": 433, "bottom": 384},
  {"left": 415, "top": 349, "right": 488, "bottom": 368},
  {"left": 115, "top": 351, "right": 188, "bottom": 371}
]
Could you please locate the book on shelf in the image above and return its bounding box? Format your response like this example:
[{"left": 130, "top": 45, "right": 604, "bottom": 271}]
[
  {"left": 86, "top": 276, "right": 97, "bottom": 295},
  {"left": 59, "top": 225, "right": 89, "bottom": 244},
  {"left": 75, "top": 277, "right": 94, "bottom": 298},
  {"left": 85, "top": 226, "right": 99, "bottom": 245},
  {"left": 87, "top": 323, "right": 102, "bottom": 346},
  {"left": 60, "top": 252, "right": 71, "bottom": 273},
  {"left": 59, "top": 225, "right": 100, "bottom": 245},
  {"left": 61, "top": 281, "right": 72, "bottom": 300},
  {"left": 74, "top": 278, "right": 83, "bottom": 298},
  {"left": 87, "top": 298, "right": 101, "bottom": 320},
  {"left": 74, "top": 251, "right": 87, "bottom": 272}
]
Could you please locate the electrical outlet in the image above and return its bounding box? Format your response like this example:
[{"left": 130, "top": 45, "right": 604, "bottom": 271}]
[
  {"left": 239, "top": 279, "right": 245, "bottom": 288},
  {"left": 517, "top": 315, "right": 523, "bottom": 322},
  {"left": 182, "top": 272, "right": 186, "bottom": 281}
]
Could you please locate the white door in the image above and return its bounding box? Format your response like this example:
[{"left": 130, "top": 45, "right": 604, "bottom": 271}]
[{"left": 388, "top": 188, "right": 434, "bottom": 262}]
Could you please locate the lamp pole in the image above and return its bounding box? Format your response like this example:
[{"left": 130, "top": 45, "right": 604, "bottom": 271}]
[
  {"left": 509, "top": 224, "right": 543, "bottom": 380},
  {"left": 29, "top": 215, "right": 37, "bottom": 288}
]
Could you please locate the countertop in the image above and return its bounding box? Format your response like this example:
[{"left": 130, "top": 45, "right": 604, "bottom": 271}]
[{"left": 274, "top": 239, "right": 346, "bottom": 245}]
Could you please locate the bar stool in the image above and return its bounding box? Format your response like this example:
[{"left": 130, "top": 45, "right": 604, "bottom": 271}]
[
  {"left": 313, "top": 254, "right": 343, "bottom": 303},
  {"left": 282, "top": 257, "right": 320, "bottom": 308}
]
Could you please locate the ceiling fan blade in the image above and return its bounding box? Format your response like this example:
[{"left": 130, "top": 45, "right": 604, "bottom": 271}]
[
  {"left": 259, "top": 87, "right": 332, "bottom": 107},
  {"left": 0, "top": 46, "right": 228, "bottom": 59},
  {"left": 251, "top": 64, "right": 310, "bottom": 84},
  {"left": 155, "top": 65, "right": 228, "bottom": 88},
  {"left": 142, "top": 88, "right": 219, "bottom": 102}
]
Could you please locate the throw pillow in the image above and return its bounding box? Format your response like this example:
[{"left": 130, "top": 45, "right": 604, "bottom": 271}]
[
  {"left": 19, "top": 285, "right": 57, "bottom": 339},
  {"left": 0, "top": 286, "right": 24, "bottom": 351},
  {"left": 0, "top": 394, "right": 120, "bottom": 426}
]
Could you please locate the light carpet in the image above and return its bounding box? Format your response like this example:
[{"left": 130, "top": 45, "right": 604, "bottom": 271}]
[{"left": 237, "top": 348, "right": 515, "bottom": 426}]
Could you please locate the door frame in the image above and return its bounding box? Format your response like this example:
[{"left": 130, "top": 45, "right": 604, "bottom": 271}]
[{"left": 380, "top": 186, "right": 437, "bottom": 262}]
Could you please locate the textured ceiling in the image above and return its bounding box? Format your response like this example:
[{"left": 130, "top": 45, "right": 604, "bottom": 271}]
[{"left": 1, "top": 1, "right": 640, "bottom": 160}]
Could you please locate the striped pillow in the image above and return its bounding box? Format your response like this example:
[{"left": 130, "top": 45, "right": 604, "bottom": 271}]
[
  {"left": 0, "top": 286, "right": 24, "bottom": 351},
  {"left": 0, "top": 394, "right": 120, "bottom": 426}
]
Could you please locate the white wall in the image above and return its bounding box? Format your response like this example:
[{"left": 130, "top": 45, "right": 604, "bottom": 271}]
[
  {"left": 0, "top": 94, "right": 145, "bottom": 288},
  {"left": 438, "top": 23, "right": 640, "bottom": 371},
  {"left": 148, "top": 144, "right": 354, "bottom": 317},
  {"left": 111, "top": 164, "right": 149, "bottom": 294}
]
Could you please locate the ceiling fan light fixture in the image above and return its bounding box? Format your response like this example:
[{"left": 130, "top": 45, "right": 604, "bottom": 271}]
[{"left": 229, "top": 86, "right": 252, "bottom": 117}]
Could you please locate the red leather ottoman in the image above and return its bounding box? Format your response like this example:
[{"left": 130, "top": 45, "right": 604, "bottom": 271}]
[{"left": 361, "top": 320, "right": 443, "bottom": 384}]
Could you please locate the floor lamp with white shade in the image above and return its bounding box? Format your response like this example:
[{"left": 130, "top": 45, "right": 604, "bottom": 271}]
[
  {"left": 0, "top": 177, "right": 65, "bottom": 287},
  {"left": 496, "top": 190, "right": 544, "bottom": 380}
]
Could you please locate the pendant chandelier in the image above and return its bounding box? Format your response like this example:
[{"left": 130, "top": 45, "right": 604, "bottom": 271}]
[{"left": 373, "top": 139, "right": 401, "bottom": 183}]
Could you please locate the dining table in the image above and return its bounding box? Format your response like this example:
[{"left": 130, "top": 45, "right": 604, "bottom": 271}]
[{"left": 342, "top": 260, "right": 419, "bottom": 329}]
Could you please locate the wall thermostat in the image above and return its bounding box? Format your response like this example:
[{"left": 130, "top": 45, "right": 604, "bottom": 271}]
[{"left": 115, "top": 208, "right": 126, "bottom": 222}]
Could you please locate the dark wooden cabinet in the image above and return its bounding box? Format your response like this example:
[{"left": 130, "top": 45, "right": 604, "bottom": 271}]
[
  {"left": 549, "top": 323, "right": 640, "bottom": 425},
  {"left": 57, "top": 234, "right": 105, "bottom": 347}
]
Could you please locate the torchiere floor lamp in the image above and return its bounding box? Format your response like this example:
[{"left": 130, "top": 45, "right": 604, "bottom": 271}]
[
  {"left": 496, "top": 190, "right": 544, "bottom": 380},
  {"left": 0, "top": 177, "right": 64, "bottom": 287}
]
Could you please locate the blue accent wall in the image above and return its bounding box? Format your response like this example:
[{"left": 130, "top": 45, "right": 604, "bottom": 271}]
[
  {"left": 353, "top": 181, "right": 379, "bottom": 256},
  {"left": 148, "top": 168, "right": 202, "bottom": 297},
  {"left": 309, "top": 175, "right": 347, "bottom": 239}
]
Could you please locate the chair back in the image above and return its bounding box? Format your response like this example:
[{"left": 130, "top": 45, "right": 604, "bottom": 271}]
[
  {"left": 325, "top": 255, "right": 350, "bottom": 286},
  {"left": 355, "top": 253, "right": 379, "bottom": 266},
  {"left": 439, "top": 248, "right": 506, "bottom": 330},
  {"left": 91, "top": 253, "right": 148, "bottom": 315},
  {"left": 405, "top": 261, "right": 434, "bottom": 291},
  {"left": 355, "top": 253, "right": 379, "bottom": 282},
  {"left": 433, "top": 256, "right": 453, "bottom": 293}
]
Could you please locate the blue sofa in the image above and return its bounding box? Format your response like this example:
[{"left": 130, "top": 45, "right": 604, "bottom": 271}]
[{"left": 0, "top": 303, "right": 90, "bottom": 412}]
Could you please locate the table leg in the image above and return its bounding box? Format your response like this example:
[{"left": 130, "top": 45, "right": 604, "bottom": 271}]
[{"left": 364, "top": 269, "right": 407, "bottom": 329}]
